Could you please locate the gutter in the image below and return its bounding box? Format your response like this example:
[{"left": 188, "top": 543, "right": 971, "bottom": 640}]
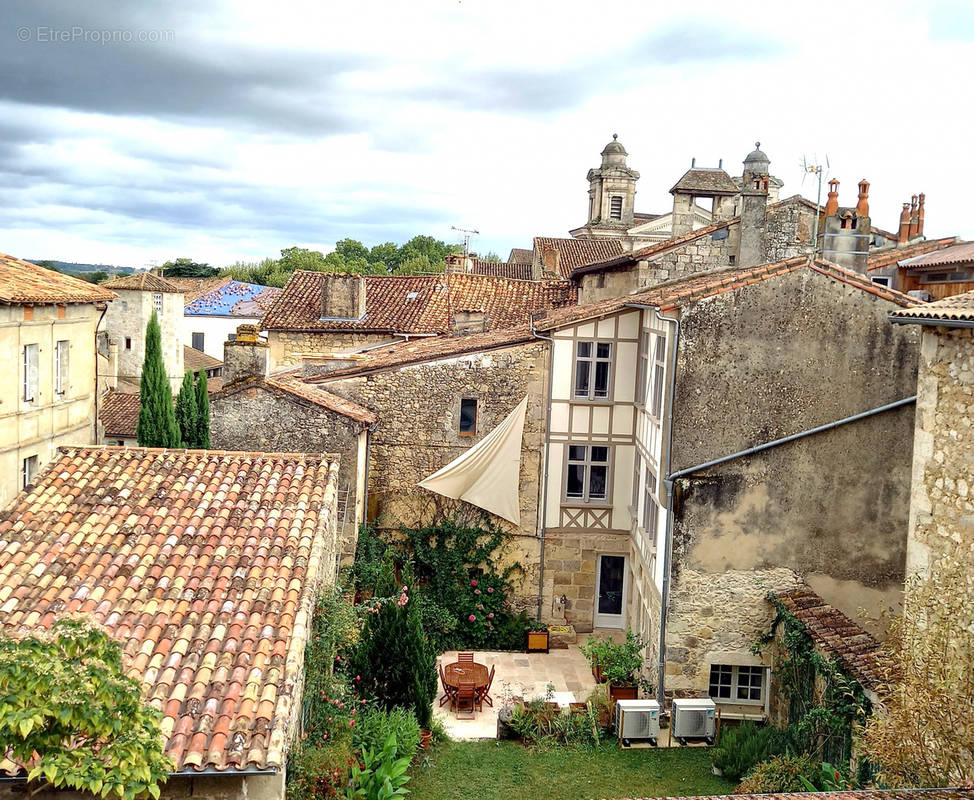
[
  {"left": 530, "top": 315, "right": 556, "bottom": 623},
  {"left": 889, "top": 314, "right": 974, "bottom": 329}
]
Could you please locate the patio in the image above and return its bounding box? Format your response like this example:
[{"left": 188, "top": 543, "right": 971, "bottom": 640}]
[{"left": 434, "top": 643, "right": 599, "bottom": 740}]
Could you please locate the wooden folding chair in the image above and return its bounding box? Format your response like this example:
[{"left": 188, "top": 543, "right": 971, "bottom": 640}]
[
  {"left": 455, "top": 677, "right": 477, "bottom": 719},
  {"left": 457, "top": 652, "right": 474, "bottom": 663},
  {"left": 438, "top": 663, "right": 455, "bottom": 708},
  {"left": 479, "top": 664, "right": 496, "bottom": 708}
]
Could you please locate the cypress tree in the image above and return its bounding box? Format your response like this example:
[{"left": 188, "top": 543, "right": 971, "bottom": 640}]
[
  {"left": 136, "top": 311, "right": 180, "bottom": 447},
  {"left": 174, "top": 371, "right": 199, "bottom": 448},
  {"left": 194, "top": 369, "right": 210, "bottom": 449}
]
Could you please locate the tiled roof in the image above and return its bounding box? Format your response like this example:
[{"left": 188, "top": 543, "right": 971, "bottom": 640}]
[
  {"left": 669, "top": 167, "right": 739, "bottom": 196},
  {"left": 470, "top": 259, "right": 535, "bottom": 281},
  {"left": 898, "top": 241, "right": 974, "bottom": 270},
  {"left": 184, "top": 345, "right": 223, "bottom": 374},
  {"left": 774, "top": 586, "right": 887, "bottom": 691},
  {"left": 539, "top": 256, "right": 919, "bottom": 331},
  {"left": 889, "top": 289, "right": 974, "bottom": 324},
  {"left": 103, "top": 272, "right": 182, "bottom": 293},
  {"left": 260, "top": 271, "right": 576, "bottom": 333},
  {"left": 870, "top": 224, "right": 900, "bottom": 242},
  {"left": 166, "top": 277, "right": 233, "bottom": 304},
  {"left": 532, "top": 237, "right": 626, "bottom": 279},
  {"left": 99, "top": 390, "right": 140, "bottom": 438},
  {"left": 186, "top": 280, "right": 282, "bottom": 317},
  {"left": 866, "top": 237, "right": 959, "bottom": 271},
  {"left": 0, "top": 252, "right": 117, "bottom": 305},
  {"left": 625, "top": 790, "right": 974, "bottom": 800},
  {"left": 0, "top": 446, "right": 340, "bottom": 774},
  {"left": 508, "top": 248, "right": 534, "bottom": 265},
  {"left": 217, "top": 372, "right": 377, "bottom": 426}
]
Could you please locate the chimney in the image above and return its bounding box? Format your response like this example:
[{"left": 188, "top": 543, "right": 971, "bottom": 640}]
[
  {"left": 542, "top": 247, "right": 561, "bottom": 276},
  {"left": 908, "top": 195, "right": 919, "bottom": 239},
  {"left": 223, "top": 324, "right": 268, "bottom": 385},
  {"left": 320, "top": 274, "right": 366, "bottom": 320},
  {"left": 856, "top": 180, "right": 870, "bottom": 217},
  {"left": 445, "top": 252, "right": 465, "bottom": 273},
  {"left": 917, "top": 192, "right": 925, "bottom": 237},
  {"left": 453, "top": 309, "right": 487, "bottom": 335},
  {"left": 824, "top": 179, "right": 839, "bottom": 216},
  {"left": 898, "top": 202, "right": 911, "bottom": 243}
]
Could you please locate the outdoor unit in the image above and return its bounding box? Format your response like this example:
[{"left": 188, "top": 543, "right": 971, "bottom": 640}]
[
  {"left": 615, "top": 699, "right": 660, "bottom": 747},
  {"left": 671, "top": 698, "right": 716, "bottom": 745}
]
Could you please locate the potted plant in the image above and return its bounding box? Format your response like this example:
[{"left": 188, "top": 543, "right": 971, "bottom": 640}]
[
  {"left": 582, "top": 631, "right": 648, "bottom": 701},
  {"left": 526, "top": 625, "right": 550, "bottom": 653},
  {"left": 580, "top": 635, "right": 614, "bottom": 682}
]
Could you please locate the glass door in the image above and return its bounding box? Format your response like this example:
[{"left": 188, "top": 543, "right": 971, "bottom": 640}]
[{"left": 594, "top": 554, "right": 627, "bottom": 628}]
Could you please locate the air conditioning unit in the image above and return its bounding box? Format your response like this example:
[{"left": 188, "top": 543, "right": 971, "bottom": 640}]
[
  {"left": 615, "top": 699, "right": 660, "bottom": 746},
  {"left": 671, "top": 698, "right": 716, "bottom": 745}
]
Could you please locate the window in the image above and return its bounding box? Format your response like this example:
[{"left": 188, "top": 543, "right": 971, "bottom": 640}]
[
  {"left": 728, "top": 254, "right": 736, "bottom": 266},
  {"left": 708, "top": 664, "right": 765, "bottom": 703},
  {"left": 152, "top": 292, "right": 163, "bottom": 314},
  {"left": 635, "top": 331, "right": 650, "bottom": 406},
  {"left": 574, "top": 341, "right": 612, "bottom": 400},
  {"left": 55, "top": 340, "right": 69, "bottom": 397},
  {"left": 191, "top": 332, "right": 205, "bottom": 351},
  {"left": 22, "top": 344, "right": 38, "bottom": 403},
  {"left": 459, "top": 398, "right": 478, "bottom": 436},
  {"left": 649, "top": 334, "right": 666, "bottom": 418},
  {"left": 609, "top": 196, "right": 623, "bottom": 220},
  {"left": 121, "top": 300, "right": 128, "bottom": 312},
  {"left": 566, "top": 445, "right": 609, "bottom": 503},
  {"left": 125, "top": 337, "right": 132, "bottom": 350},
  {"left": 870, "top": 276, "right": 891, "bottom": 288},
  {"left": 631, "top": 453, "right": 641, "bottom": 511},
  {"left": 642, "top": 469, "right": 658, "bottom": 537},
  {"left": 22, "top": 455, "right": 38, "bottom": 490}
]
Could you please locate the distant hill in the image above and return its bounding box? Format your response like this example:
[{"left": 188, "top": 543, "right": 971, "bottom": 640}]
[{"left": 25, "top": 260, "right": 136, "bottom": 275}]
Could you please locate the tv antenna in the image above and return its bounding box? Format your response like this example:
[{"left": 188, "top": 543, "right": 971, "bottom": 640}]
[
  {"left": 800, "top": 154, "right": 829, "bottom": 257},
  {"left": 450, "top": 225, "right": 480, "bottom": 259}
]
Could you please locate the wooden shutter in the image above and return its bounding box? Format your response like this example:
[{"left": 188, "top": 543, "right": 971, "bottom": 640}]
[
  {"left": 56, "top": 341, "right": 69, "bottom": 395},
  {"left": 23, "top": 344, "right": 38, "bottom": 402}
]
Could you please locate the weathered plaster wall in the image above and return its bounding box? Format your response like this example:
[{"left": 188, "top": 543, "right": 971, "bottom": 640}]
[
  {"left": 102, "top": 288, "right": 184, "bottom": 391},
  {"left": 906, "top": 326, "right": 974, "bottom": 576},
  {"left": 321, "top": 342, "right": 549, "bottom": 612},
  {"left": 266, "top": 330, "right": 396, "bottom": 369},
  {"left": 665, "top": 268, "right": 920, "bottom": 697},
  {"left": 0, "top": 773, "right": 286, "bottom": 800}
]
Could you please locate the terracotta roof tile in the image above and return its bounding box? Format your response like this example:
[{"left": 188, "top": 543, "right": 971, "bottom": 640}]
[
  {"left": 0, "top": 446, "right": 340, "bottom": 774},
  {"left": 898, "top": 241, "right": 974, "bottom": 270},
  {"left": 218, "top": 372, "right": 377, "bottom": 426},
  {"left": 669, "top": 167, "right": 739, "bottom": 196},
  {"left": 469, "top": 259, "right": 535, "bottom": 281},
  {"left": 624, "top": 790, "right": 974, "bottom": 800},
  {"left": 507, "top": 247, "right": 534, "bottom": 265},
  {"left": 0, "top": 252, "right": 117, "bottom": 305},
  {"left": 890, "top": 288, "right": 974, "bottom": 323},
  {"left": 100, "top": 390, "right": 140, "bottom": 437},
  {"left": 532, "top": 237, "right": 626, "bottom": 279},
  {"left": 774, "top": 586, "right": 887, "bottom": 691},
  {"left": 103, "top": 272, "right": 182, "bottom": 293},
  {"left": 184, "top": 345, "right": 223, "bottom": 373},
  {"left": 867, "top": 237, "right": 959, "bottom": 271},
  {"left": 260, "top": 271, "right": 575, "bottom": 333}
]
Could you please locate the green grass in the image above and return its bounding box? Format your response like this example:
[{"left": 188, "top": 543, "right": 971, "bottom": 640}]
[{"left": 408, "top": 740, "right": 734, "bottom": 800}]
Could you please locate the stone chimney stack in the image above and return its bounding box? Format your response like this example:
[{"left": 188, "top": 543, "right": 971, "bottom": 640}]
[
  {"left": 320, "top": 274, "right": 366, "bottom": 321},
  {"left": 856, "top": 180, "right": 870, "bottom": 217},
  {"left": 908, "top": 195, "right": 919, "bottom": 239},
  {"left": 898, "top": 202, "right": 911, "bottom": 243},
  {"left": 223, "top": 324, "right": 268, "bottom": 385},
  {"left": 542, "top": 247, "right": 561, "bottom": 276},
  {"left": 824, "top": 179, "right": 839, "bottom": 217},
  {"left": 445, "top": 253, "right": 466, "bottom": 273},
  {"left": 738, "top": 142, "right": 771, "bottom": 268},
  {"left": 917, "top": 193, "right": 925, "bottom": 237}
]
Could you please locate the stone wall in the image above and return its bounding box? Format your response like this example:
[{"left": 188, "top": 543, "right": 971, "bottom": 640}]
[
  {"left": 765, "top": 201, "right": 816, "bottom": 262},
  {"left": 906, "top": 326, "right": 974, "bottom": 576},
  {"left": 103, "top": 288, "right": 184, "bottom": 392},
  {"left": 666, "top": 267, "right": 920, "bottom": 698},
  {"left": 321, "top": 342, "right": 549, "bottom": 611},
  {"left": 0, "top": 774, "right": 285, "bottom": 800},
  {"left": 266, "top": 330, "right": 395, "bottom": 369}
]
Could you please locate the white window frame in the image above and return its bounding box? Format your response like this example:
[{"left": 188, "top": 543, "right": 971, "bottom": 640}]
[
  {"left": 152, "top": 292, "right": 163, "bottom": 314},
  {"left": 22, "top": 343, "right": 38, "bottom": 404},
  {"left": 635, "top": 331, "right": 650, "bottom": 406},
  {"left": 55, "top": 340, "right": 69, "bottom": 397},
  {"left": 22, "top": 455, "right": 38, "bottom": 490},
  {"left": 642, "top": 468, "right": 658, "bottom": 538},
  {"left": 573, "top": 341, "right": 613, "bottom": 400},
  {"left": 869, "top": 276, "right": 891, "bottom": 288},
  {"left": 565, "top": 444, "right": 611, "bottom": 504},
  {"left": 631, "top": 452, "right": 641, "bottom": 512},
  {"left": 649, "top": 334, "right": 666, "bottom": 419},
  {"left": 708, "top": 664, "right": 765, "bottom": 705}
]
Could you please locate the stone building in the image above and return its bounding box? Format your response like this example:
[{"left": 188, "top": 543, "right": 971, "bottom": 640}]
[
  {"left": 178, "top": 277, "right": 280, "bottom": 360},
  {"left": 0, "top": 252, "right": 116, "bottom": 505},
  {"left": 259, "top": 271, "right": 576, "bottom": 369},
  {"left": 868, "top": 238, "right": 973, "bottom": 299},
  {"left": 889, "top": 291, "right": 974, "bottom": 576},
  {"left": 102, "top": 271, "right": 185, "bottom": 392}
]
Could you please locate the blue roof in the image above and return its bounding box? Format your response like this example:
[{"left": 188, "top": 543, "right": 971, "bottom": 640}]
[{"left": 184, "top": 280, "right": 280, "bottom": 317}]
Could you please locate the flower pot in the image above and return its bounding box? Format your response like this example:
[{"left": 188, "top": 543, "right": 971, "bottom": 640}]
[
  {"left": 526, "top": 629, "right": 549, "bottom": 653},
  {"left": 592, "top": 663, "right": 606, "bottom": 683},
  {"left": 419, "top": 729, "right": 433, "bottom": 749},
  {"left": 608, "top": 683, "right": 638, "bottom": 702}
]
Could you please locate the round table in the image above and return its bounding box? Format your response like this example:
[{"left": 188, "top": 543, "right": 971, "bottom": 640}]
[{"left": 442, "top": 661, "right": 489, "bottom": 691}]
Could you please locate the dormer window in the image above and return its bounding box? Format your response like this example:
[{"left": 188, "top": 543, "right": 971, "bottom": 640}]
[{"left": 609, "top": 196, "right": 623, "bottom": 220}]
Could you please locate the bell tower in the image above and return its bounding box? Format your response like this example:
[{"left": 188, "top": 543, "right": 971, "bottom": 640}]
[{"left": 584, "top": 134, "right": 639, "bottom": 232}]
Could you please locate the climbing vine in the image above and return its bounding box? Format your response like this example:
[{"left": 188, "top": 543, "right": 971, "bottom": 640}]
[{"left": 754, "top": 594, "right": 871, "bottom": 767}]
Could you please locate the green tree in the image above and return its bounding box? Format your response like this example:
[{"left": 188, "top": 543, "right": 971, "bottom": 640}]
[
  {"left": 279, "top": 246, "right": 328, "bottom": 272},
  {"left": 136, "top": 311, "right": 180, "bottom": 447},
  {"left": 395, "top": 254, "right": 443, "bottom": 276},
  {"left": 397, "top": 235, "right": 459, "bottom": 271},
  {"left": 335, "top": 238, "right": 370, "bottom": 264},
  {"left": 368, "top": 242, "right": 400, "bottom": 273},
  {"left": 174, "top": 371, "right": 199, "bottom": 448},
  {"left": 480, "top": 251, "right": 502, "bottom": 263},
  {"left": 161, "top": 257, "right": 217, "bottom": 278},
  {"left": 0, "top": 619, "right": 172, "bottom": 800},
  {"left": 194, "top": 369, "right": 210, "bottom": 450}
]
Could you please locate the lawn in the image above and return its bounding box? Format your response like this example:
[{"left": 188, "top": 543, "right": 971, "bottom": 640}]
[{"left": 408, "top": 740, "right": 735, "bottom": 800}]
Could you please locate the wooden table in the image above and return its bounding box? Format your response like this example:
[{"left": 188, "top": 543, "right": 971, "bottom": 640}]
[{"left": 442, "top": 661, "right": 489, "bottom": 691}]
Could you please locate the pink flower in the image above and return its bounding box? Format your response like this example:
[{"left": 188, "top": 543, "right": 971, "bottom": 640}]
[
  {"left": 361, "top": 699, "right": 366, "bottom": 704},
  {"left": 487, "top": 587, "right": 494, "bottom": 594},
  {"left": 468, "top": 614, "right": 476, "bottom": 622},
  {"left": 474, "top": 589, "right": 481, "bottom": 595},
  {"left": 349, "top": 719, "right": 355, "bottom": 727},
  {"left": 402, "top": 585, "right": 408, "bottom": 591},
  {"left": 470, "top": 579, "right": 478, "bottom": 587},
  {"left": 488, "top": 612, "right": 494, "bottom": 619},
  {"left": 355, "top": 675, "right": 361, "bottom": 681}
]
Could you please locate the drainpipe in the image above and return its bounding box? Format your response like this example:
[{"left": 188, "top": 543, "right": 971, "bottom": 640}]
[
  {"left": 93, "top": 303, "right": 108, "bottom": 443},
  {"left": 531, "top": 316, "right": 555, "bottom": 623}
]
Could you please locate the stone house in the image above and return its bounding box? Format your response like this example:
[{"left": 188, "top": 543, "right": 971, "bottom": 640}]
[
  {"left": 889, "top": 291, "right": 974, "bottom": 576},
  {"left": 0, "top": 446, "right": 341, "bottom": 800},
  {"left": 869, "top": 239, "right": 974, "bottom": 300},
  {"left": 0, "top": 252, "right": 116, "bottom": 505},
  {"left": 259, "top": 270, "right": 576, "bottom": 370},
  {"left": 177, "top": 277, "right": 280, "bottom": 361}
]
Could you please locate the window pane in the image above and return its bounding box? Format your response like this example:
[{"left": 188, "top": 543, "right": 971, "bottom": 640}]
[
  {"left": 709, "top": 665, "right": 733, "bottom": 699},
  {"left": 655, "top": 335, "right": 666, "bottom": 360},
  {"left": 574, "top": 360, "right": 591, "bottom": 396},
  {"left": 631, "top": 455, "right": 641, "bottom": 509},
  {"left": 589, "top": 465, "right": 607, "bottom": 499},
  {"left": 568, "top": 445, "right": 587, "bottom": 462},
  {"left": 192, "top": 332, "right": 205, "bottom": 351},
  {"left": 576, "top": 341, "right": 592, "bottom": 358},
  {"left": 590, "top": 446, "right": 608, "bottom": 463},
  {"left": 566, "top": 464, "right": 585, "bottom": 498},
  {"left": 459, "top": 398, "right": 477, "bottom": 433},
  {"left": 651, "top": 364, "right": 664, "bottom": 416},
  {"left": 596, "top": 342, "right": 611, "bottom": 359},
  {"left": 594, "top": 360, "right": 610, "bottom": 397}
]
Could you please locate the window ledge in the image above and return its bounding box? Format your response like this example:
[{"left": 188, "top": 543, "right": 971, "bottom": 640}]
[{"left": 562, "top": 501, "right": 613, "bottom": 510}]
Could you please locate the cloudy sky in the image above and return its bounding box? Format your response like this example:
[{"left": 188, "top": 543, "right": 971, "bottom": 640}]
[{"left": 2, "top": 0, "right": 972, "bottom": 268}]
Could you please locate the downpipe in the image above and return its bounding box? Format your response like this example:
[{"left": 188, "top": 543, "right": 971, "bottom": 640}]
[{"left": 531, "top": 317, "right": 555, "bottom": 623}]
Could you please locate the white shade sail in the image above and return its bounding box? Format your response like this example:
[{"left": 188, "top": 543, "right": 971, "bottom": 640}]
[{"left": 417, "top": 396, "right": 528, "bottom": 525}]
